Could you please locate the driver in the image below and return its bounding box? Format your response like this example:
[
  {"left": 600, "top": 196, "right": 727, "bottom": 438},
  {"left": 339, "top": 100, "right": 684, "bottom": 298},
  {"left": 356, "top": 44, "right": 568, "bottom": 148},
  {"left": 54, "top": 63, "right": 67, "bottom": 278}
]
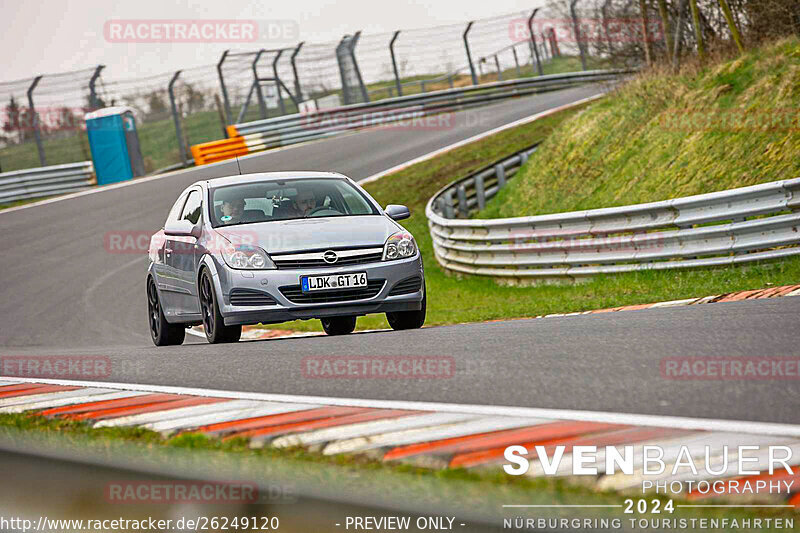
[
  {"left": 290, "top": 185, "right": 317, "bottom": 217},
  {"left": 220, "top": 197, "right": 245, "bottom": 225}
]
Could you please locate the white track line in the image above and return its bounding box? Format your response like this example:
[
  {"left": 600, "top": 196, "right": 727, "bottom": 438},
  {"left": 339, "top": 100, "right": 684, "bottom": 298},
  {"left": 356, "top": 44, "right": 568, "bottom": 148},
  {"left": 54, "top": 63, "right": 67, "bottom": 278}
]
[
  {"left": 0, "top": 391, "right": 146, "bottom": 414},
  {"left": 4, "top": 376, "right": 798, "bottom": 438},
  {"left": 0, "top": 387, "right": 116, "bottom": 408},
  {"left": 92, "top": 399, "right": 265, "bottom": 428}
]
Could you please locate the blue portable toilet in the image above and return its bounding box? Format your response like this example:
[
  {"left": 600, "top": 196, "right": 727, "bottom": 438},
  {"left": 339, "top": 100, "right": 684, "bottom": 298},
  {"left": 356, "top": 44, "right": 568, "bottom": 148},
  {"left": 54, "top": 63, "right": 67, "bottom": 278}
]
[{"left": 85, "top": 107, "right": 145, "bottom": 185}]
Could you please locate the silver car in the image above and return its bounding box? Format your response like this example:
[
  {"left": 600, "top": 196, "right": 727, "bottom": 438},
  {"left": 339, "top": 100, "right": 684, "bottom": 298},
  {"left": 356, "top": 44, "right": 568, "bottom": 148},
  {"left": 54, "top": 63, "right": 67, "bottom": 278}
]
[{"left": 146, "top": 171, "right": 426, "bottom": 346}]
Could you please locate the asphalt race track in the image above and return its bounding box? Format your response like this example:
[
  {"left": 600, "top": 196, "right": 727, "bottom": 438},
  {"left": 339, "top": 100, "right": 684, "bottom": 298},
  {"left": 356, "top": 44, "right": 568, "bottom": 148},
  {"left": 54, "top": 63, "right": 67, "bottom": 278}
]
[{"left": 1, "top": 83, "right": 798, "bottom": 426}]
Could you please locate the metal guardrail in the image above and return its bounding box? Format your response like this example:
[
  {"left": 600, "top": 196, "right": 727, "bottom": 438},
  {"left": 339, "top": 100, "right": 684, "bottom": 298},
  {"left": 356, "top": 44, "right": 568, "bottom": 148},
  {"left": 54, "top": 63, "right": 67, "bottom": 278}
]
[
  {"left": 0, "top": 161, "right": 95, "bottom": 204},
  {"left": 188, "top": 70, "right": 632, "bottom": 166},
  {"left": 426, "top": 146, "right": 800, "bottom": 280}
]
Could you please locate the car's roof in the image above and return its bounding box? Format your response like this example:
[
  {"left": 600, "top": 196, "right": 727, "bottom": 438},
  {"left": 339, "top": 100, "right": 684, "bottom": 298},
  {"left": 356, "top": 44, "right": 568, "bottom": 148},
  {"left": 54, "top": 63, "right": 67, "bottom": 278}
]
[{"left": 195, "top": 171, "right": 348, "bottom": 188}]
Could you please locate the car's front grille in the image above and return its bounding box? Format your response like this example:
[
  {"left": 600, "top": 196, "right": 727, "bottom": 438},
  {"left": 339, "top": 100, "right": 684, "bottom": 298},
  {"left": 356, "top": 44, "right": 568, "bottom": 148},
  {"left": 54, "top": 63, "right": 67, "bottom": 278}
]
[
  {"left": 272, "top": 248, "right": 384, "bottom": 270},
  {"left": 279, "top": 280, "right": 385, "bottom": 304},
  {"left": 388, "top": 275, "right": 422, "bottom": 296},
  {"left": 229, "top": 288, "right": 276, "bottom": 306}
]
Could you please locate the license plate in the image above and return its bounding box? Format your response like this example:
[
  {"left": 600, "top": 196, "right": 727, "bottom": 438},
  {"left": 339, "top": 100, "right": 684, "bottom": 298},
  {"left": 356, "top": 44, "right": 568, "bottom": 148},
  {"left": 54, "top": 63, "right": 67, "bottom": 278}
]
[{"left": 301, "top": 272, "right": 368, "bottom": 292}]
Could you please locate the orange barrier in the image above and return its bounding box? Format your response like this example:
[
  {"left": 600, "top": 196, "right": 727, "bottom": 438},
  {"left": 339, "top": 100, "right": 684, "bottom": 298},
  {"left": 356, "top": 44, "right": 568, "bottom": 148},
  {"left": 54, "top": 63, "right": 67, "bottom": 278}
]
[{"left": 190, "top": 136, "right": 249, "bottom": 166}]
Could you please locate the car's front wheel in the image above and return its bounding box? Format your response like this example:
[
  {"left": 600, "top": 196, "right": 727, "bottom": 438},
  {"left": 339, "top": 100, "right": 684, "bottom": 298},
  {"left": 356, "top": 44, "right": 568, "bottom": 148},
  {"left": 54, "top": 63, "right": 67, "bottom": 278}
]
[
  {"left": 199, "top": 269, "right": 242, "bottom": 344},
  {"left": 386, "top": 290, "right": 426, "bottom": 331},
  {"left": 147, "top": 278, "right": 185, "bottom": 346},
  {"left": 321, "top": 316, "right": 357, "bottom": 336}
]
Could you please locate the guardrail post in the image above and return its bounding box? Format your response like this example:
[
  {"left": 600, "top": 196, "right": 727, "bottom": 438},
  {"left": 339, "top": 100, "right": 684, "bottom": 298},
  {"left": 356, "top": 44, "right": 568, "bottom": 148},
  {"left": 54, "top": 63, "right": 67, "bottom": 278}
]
[
  {"left": 463, "top": 22, "right": 478, "bottom": 86},
  {"left": 27, "top": 75, "right": 46, "bottom": 167},
  {"left": 253, "top": 50, "right": 267, "bottom": 119},
  {"left": 570, "top": 0, "right": 589, "bottom": 71},
  {"left": 495, "top": 163, "right": 506, "bottom": 188},
  {"left": 272, "top": 49, "right": 286, "bottom": 115},
  {"left": 389, "top": 31, "right": 403, "bottom": 97},
  {"left": 217, "top": 50, "right": 233, "bottom": 127},
  {"left": 444, "top": 190, "right": 455, "bottom": 219},
  {"left": 528, "top": 9, "right": 544, "bottom": 75},
  {"left": 88, "top": 65, "right": 105, "bottom": 109},
  {"left": 349, "top": 31, "right": 370, "bottom": 103},
  {"left": 291, "top": 42, "right": 304, "bottom": 103},
  {"left": 457, "top": 184, "right": 469, "bottom": 217},
  {"left": 494, "top": 55, "right": 503, "bottom": 81},
  {"left": 475, "top": 175, "right": 486, "bottom": 211},
  {"left": 168, "top": 70, "right": 189, "bottom": 166}
]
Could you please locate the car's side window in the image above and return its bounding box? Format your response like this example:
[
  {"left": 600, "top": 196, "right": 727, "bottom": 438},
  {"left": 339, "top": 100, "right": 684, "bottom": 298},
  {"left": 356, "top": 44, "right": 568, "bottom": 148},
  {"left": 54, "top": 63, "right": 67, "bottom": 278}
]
[
  {"left": 165, "top": 194, "right": 187, "bottom": 226},
  {"left": 181, "top": 190, "right": 202, "bottom": 225}
]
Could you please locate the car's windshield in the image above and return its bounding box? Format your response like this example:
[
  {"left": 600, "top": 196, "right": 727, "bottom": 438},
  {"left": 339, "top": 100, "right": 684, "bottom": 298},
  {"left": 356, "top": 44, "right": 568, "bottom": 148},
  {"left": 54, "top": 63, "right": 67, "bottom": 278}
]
[{"left": 209, "top": 178, "right": 378, "bottom": 227}]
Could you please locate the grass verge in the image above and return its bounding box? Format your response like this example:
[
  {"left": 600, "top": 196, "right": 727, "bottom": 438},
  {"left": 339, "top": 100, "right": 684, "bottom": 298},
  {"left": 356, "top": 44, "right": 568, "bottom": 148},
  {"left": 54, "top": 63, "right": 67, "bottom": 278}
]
[
  {"left": 0, "top": 412, "right": 794, "bottom": 528},
  {"left": 259, "top": 85, "right": 800, "bottom": 333}
]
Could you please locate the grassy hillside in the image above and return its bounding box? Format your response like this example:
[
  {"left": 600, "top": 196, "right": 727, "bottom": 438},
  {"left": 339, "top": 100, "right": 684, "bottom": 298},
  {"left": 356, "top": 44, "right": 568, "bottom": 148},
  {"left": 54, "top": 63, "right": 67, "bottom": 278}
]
[{"left": 480, "top": 38, "right": 800, "bottom": 219}]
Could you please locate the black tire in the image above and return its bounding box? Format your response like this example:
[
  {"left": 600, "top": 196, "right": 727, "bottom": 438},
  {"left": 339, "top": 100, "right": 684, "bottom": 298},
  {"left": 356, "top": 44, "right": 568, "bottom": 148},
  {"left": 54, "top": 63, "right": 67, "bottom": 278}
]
[
  {"left": 321, "top": 316, "right": 357, "bottom": 336},
  {"left": 147, "top": 278, "right": 185, "bottom": 346},
  {"left": 199, "top": 269, "right": 242, "bottom": 344},
  {"left": 386, "top": 290, "right": 426, "bottom": 331}
]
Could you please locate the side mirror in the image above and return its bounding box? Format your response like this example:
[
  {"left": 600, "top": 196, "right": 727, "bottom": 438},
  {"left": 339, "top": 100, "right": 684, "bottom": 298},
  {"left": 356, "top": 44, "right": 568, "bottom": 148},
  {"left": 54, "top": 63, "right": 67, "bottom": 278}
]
[
  {"left": 384, "top": 204, "right": 410, "bottom": 221},
  {"left": 164, "top": 219, "right": 200, "bottom": 238}
]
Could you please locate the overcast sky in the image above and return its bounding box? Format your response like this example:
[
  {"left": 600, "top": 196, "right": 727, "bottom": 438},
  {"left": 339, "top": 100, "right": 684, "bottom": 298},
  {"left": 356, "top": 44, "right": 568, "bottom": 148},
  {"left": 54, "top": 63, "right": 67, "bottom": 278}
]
[{"left": 1, "top": 0, "right": 544, "bottom": 84}]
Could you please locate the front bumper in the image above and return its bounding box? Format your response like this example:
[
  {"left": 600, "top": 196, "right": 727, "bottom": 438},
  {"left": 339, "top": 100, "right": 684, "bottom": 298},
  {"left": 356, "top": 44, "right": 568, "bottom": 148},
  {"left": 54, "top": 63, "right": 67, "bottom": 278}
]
[{"left": 213, "top": 254, "right": 424, "bottom": 326}]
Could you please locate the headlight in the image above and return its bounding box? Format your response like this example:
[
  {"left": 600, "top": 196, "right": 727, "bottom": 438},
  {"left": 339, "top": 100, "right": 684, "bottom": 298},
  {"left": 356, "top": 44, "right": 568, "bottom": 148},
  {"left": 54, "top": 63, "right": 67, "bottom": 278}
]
[
  {"left": 222, "top": 243, "right": 276, "bottom": 270},
  {"left": 383, "top": 231, "right": 417, "bottom": 261}
]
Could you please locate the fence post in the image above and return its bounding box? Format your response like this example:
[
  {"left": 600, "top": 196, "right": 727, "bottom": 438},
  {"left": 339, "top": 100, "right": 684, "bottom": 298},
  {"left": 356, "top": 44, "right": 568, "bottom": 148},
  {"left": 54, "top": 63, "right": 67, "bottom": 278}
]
[
  {"left": 349, "top": 31, "right": 370, "bottom": 103},
  {"left": 570, "top": 0, "right": 589, "bottom": 70},
  {"left": 88, "top": 65, "right": 105, "bottom": 109},
  {"left": 291, "top": 42, "right": 304, "bottom": 102},
  {"left": 463, "top": 21, "right": 478, "bottom": 85},
  {"left": 528, "top": 9, "right": 544, "bottom": 75},
  {"left": 252, "top": 50, "right": 267, "bottom": 119},
  {"left": 494, "top": 55, "right": 503, "bottom": 81},
  {"left": 272, "top": 49, "right": 286, "bottom": 115},
  {"left": 335, "top": 36, "right": 351, "bottom": 105},
  {"left": 27, "top": 76, "right": 46, "bottom": 167},
  {"left": 389, "top": 30, "right": 403, "bottom": 97},
  {"left": 512, "top": 46, "right": 521, "bottom": 77},
  {"left": 168, "top": 70, "right": 188, "bottom": 165},
  {"left": 217, "top": 50, "right": 232, "bottom": 128}
]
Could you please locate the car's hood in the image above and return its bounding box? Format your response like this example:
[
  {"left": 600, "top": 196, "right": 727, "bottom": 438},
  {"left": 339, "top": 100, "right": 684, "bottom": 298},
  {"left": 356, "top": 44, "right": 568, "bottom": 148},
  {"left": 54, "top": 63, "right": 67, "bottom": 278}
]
[{"left": 214, "top": 215, "right": 401, "bottom": 254}]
